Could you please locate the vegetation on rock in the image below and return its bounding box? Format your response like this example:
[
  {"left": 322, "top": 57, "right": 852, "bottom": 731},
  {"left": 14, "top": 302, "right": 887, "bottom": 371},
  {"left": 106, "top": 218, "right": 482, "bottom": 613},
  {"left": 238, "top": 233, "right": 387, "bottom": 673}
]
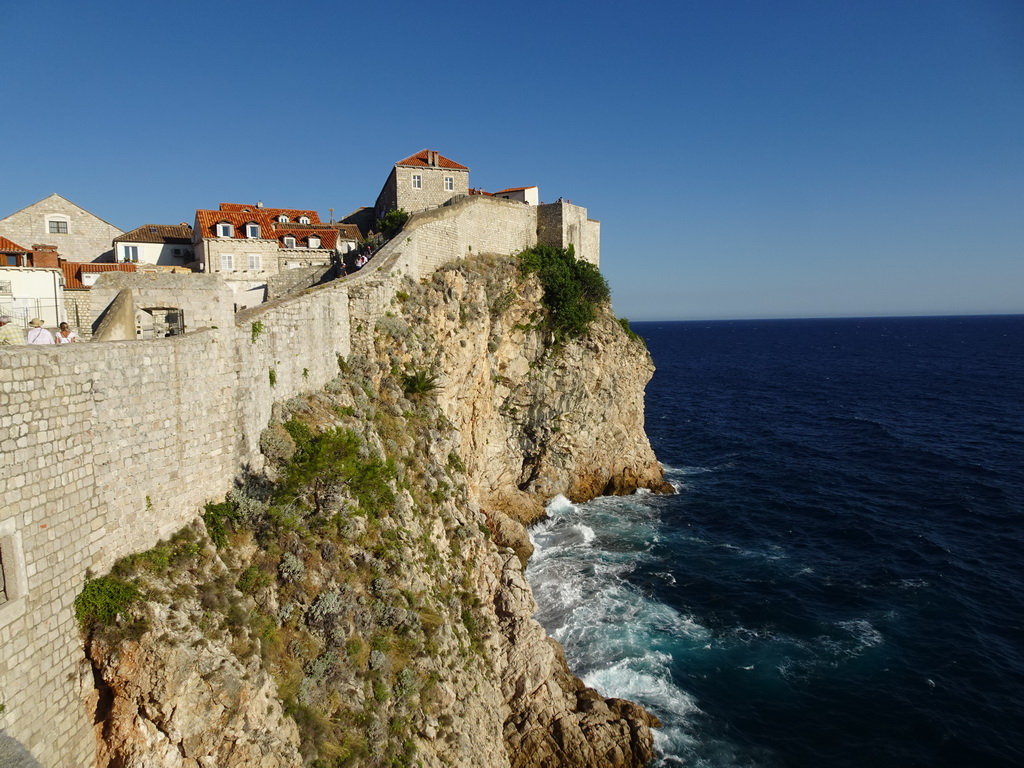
[
  {"left": 518, "top": 244, "right": 610, "bottom": 342},
  {"left": 377, "top": 208, "right": 410, "bottom": 240}
]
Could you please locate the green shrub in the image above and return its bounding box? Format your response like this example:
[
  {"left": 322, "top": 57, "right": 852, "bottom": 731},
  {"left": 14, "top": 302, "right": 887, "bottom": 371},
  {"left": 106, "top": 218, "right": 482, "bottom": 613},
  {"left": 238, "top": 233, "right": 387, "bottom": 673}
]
[
  {"left": 203, "top": 500, "right": 239, "bottom": 548},
  {"left": 75, "top": 576, "right": 141, "bottom": 629},
  {"left": 518, "top": 244, "right": 610, "bottom": 342},
  {"left": 377, "top": 209, "right": 409, "bottom": 239},
  {"left": 400, "top": 369, "right": 439, "bottom": 398},
  {"left": 279, "top": 423, "right": 395, "bottom": 517},
  {"left": 237, "top": 565, "right": 271, "bottom": 595}
]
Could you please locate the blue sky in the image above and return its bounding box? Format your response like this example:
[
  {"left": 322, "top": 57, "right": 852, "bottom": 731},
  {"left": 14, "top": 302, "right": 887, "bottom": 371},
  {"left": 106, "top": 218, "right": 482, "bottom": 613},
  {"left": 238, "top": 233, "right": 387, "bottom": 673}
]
[{"left": 2, "top": 0, "right": 1021, "bottom": 320}]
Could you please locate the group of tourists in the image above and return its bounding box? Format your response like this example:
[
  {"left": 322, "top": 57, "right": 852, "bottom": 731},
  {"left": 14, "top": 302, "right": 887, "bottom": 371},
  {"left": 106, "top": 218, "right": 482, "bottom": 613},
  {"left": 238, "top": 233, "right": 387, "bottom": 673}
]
[{"left": 0, "top": 316, "right": 78, "bottom": 346}]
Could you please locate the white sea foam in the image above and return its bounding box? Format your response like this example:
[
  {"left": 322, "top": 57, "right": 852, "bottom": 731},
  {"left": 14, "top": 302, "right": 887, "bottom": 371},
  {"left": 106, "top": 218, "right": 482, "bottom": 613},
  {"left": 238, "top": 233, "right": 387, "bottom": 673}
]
[
  {"left": 527, "top": 492, "right": 723, "bottom": 766},
  {"left": 838, "top": 619, "right": 884, "bottom": 648}
]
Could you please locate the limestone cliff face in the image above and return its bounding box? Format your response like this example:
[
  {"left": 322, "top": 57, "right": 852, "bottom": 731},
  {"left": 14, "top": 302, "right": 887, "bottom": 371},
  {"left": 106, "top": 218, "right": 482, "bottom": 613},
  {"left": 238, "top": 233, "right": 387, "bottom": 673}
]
[
  {"left": 86, "top": 600, "right": 302, "bottom": 768},
  {"left": 355, "top": 254, "right": 672, "bottom": 526},
  {"left": 84, "top": 254, "right": 665, "bottom": 768}
]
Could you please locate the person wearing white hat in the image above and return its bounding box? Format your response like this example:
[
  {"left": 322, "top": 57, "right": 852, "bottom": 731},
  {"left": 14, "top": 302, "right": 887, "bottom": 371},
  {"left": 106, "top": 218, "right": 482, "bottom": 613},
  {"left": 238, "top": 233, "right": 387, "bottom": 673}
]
[{"left": 26, "top": 318, "right": 54, "bottom": 345}]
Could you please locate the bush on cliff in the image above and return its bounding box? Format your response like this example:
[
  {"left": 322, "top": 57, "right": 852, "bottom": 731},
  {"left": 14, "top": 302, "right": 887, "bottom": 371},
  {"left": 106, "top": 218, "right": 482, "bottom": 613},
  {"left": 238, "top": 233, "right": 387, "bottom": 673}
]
[
  {"left": 518, "top": 244, "right": 610, "bottom": 342},
  {"left": 75, "top": 576, "right": 141, "bottom": 630},
  {"left": 280, "top": 421, "right": 396, "bottom": 518}
]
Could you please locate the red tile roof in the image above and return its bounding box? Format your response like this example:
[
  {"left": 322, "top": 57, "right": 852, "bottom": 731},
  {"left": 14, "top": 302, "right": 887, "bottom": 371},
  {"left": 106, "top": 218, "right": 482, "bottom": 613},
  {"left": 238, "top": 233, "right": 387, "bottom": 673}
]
[
  {"left": 195, "top": 207, "right": 338, "bottom": 250},
  {"left": 218, "top": 203, "right": 321, "bottom": 223},
  {"left": 60, "top": 261, "right": 136, "bottom": 290},
  {"left": 274, "top": 227, "right": 339, "bottom": 250},
  {"left": 0, "top": 236, "right": 30, "bottom": 253},
  {"left": 195, "top": 210, "right": 276, "bottom": 239},
  {"left": 395, "top": 149, "right": 469, "bottom": 171},
  {"left": 494, "top": 186, "right": 536, "bottom": 194}
]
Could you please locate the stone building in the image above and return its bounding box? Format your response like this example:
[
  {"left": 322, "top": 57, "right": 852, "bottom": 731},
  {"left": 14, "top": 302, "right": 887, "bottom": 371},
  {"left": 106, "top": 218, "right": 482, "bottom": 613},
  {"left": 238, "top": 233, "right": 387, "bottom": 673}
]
[
  {"left": 374, "top": 149, "right": 470, "bottom": 218},
  {"left": 113, "top": 224, "right": 194, "bottom": 266},
  {"left": 0, "top": 194, "right": 123, "bottom": 263},
  {"left": 193, "top": 203, "right": 357, "bottom": 310}
]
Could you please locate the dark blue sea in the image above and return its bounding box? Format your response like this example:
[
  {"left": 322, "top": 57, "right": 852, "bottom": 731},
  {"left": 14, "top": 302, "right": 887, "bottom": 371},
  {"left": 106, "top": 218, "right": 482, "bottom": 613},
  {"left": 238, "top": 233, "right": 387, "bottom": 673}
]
[{"left": 526, "top": 315, "right": 1024, "bottom": 768}]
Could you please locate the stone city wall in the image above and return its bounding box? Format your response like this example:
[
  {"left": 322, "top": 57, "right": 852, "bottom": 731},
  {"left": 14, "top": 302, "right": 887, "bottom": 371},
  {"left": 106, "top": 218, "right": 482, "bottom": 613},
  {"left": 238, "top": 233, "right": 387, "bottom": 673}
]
[{"left": 0, "top": 193, "right": 596, "bottom": 766}]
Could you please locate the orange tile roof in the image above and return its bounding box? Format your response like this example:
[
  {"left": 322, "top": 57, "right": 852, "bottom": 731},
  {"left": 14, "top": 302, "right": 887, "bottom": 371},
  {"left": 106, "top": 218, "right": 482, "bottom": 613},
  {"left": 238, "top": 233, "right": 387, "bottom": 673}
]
[
  {"left": 274, "top": 227, "right": 339, "bottom": 250},
  {"left": 195, "top": 209, "right": 276, "bottom": 239},
  {"left": 494, "top": 186, "right": 536, "bottom": 194},
  {"left": 60, "top": 261, "right": 136, "bottom": 290},
  {"left": 218, "top": 203, "right": 321, "bottom": 223},
  {"left": 195, "top": 208, "right": 337, "bottom": 250},
  {"left": 0, "top": 236, "right": 30, "bottom": 253},
  {"left": 395, "top": 149, "right": 469, "bottom": 171}
]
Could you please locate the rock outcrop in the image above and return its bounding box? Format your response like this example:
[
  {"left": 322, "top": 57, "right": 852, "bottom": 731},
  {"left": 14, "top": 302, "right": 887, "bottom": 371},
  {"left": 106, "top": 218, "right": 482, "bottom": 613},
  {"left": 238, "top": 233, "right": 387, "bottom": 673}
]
[
  {"left": 83, "top": 254, "right": 667, "bottom": 767},
  {"left": 87, "top": 602, "right": 302, "bottom": 768},
  {"left": 355, "top": 254, "right": 672, "bottom": 525}
]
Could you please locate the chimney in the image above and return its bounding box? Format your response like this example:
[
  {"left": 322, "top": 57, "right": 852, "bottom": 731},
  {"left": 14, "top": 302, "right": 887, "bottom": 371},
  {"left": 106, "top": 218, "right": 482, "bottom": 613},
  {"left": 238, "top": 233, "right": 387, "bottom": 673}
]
[
  {"left": 256, "top": 200, "right": 264, "bottom": 208},
  {"left": 429, "top": 150, "right": 438, "bottom": 167},
  {"left": 31, "top": 244, "right": 60, "bottom": 268}
]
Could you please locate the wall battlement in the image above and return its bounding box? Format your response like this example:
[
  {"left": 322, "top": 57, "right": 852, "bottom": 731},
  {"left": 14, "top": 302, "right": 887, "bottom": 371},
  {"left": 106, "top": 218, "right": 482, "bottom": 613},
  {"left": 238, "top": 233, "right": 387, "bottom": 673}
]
[{"left": 0, "top": 193, "right": 597, "bottom": 766}]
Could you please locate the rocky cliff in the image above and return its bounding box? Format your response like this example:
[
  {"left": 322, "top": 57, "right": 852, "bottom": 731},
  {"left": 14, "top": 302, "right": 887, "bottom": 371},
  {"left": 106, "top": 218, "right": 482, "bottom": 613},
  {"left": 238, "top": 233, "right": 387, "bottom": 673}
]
[{"left": 81, "top": 253, "right": 668, "bottom": 767}]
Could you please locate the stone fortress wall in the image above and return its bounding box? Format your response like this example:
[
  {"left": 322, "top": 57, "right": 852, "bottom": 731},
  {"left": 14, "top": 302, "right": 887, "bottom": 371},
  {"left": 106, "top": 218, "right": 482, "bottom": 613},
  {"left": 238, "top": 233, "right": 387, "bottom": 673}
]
[{"left": 0, "top": 194, "right": 597, "bottom": 766}]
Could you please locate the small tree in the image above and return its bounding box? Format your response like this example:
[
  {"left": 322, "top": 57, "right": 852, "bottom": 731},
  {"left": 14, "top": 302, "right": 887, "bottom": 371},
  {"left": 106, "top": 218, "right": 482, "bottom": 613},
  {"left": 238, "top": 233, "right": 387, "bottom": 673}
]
[{"left": 376, "top": 209, "right": 410, "bottom": 240}]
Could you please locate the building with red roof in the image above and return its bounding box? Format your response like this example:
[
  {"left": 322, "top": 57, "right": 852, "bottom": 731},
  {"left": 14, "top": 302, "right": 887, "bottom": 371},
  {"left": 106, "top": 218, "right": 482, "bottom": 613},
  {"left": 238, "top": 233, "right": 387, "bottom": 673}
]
[
  {"left": 375, "top": 149, "right": 471, "bottom": 218},
  {"left": 192, "top": 202, "right": 358, "bottom": 309}
]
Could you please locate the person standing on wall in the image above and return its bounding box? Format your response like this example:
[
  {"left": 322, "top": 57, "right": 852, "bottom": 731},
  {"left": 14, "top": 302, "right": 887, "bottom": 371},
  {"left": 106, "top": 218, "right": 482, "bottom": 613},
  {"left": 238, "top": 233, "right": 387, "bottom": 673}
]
[
  {"left": 26, "top": 318, "right": 54, "bottom": 344},
  {"left": 0, "top": 315, "right": 25, "bottom": 345},
  {"left": 55, "top": 322, "right": 78, "bottom": 344}
]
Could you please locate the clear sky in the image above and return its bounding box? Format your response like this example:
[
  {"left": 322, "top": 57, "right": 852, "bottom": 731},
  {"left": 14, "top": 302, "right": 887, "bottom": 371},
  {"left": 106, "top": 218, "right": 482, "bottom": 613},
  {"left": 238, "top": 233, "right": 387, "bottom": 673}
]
[{"left": 2, "top": 0, "right": 1021, "bottom": 320}]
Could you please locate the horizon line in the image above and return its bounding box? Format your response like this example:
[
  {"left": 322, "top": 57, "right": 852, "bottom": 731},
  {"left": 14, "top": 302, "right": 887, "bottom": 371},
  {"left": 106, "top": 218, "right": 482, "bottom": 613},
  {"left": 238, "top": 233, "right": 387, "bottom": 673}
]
[{"left": 628, "top": 312, "right": 1024, "bottom": 324}]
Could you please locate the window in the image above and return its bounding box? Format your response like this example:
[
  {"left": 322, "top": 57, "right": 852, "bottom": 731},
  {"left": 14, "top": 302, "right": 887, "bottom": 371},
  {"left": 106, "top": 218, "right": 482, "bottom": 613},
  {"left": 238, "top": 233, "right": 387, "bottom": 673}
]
[
  {"left": 248, "top": 253, "right": 261, "bottom": 271},
  {"left": 123, "top": 245, "right": 139, "bottom": 263},
  {"left": 411, "top": 174, "right": 422, "bottom": 189},
  {"left": 277, "top": 215, "right": 290, "bottom": 223},
  {"left": 308, "top": 236, "right": 321, "bottom": 249},
  {"left": 245, "top": 222, "right": 260, "bottom": 238},
  {"left": 298, "top": 215, "right": 310, "bottom": 224},
  {"left": 0, "top": 280, "right": 11, "bottom": 294},
  {"left": 216, "top": 222, "right": 234, "bottom": 237},
  {"left": 220, "top": 253, "right": 234, "bottom": 271},
  {"left": 48, "top": 220, "right": 68, "bottom": 234},
  {"left": 3, "top": 255, "right": 19, "bottom": 266},
  {"left": 172, "top": 248, "right": 182, "bottom": 256},
  {"left": 444, "top": 176, "right": 454, "bottom": 191},
  {"left": 283, "top": 236, "right": 296, "bottom": 249}
]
